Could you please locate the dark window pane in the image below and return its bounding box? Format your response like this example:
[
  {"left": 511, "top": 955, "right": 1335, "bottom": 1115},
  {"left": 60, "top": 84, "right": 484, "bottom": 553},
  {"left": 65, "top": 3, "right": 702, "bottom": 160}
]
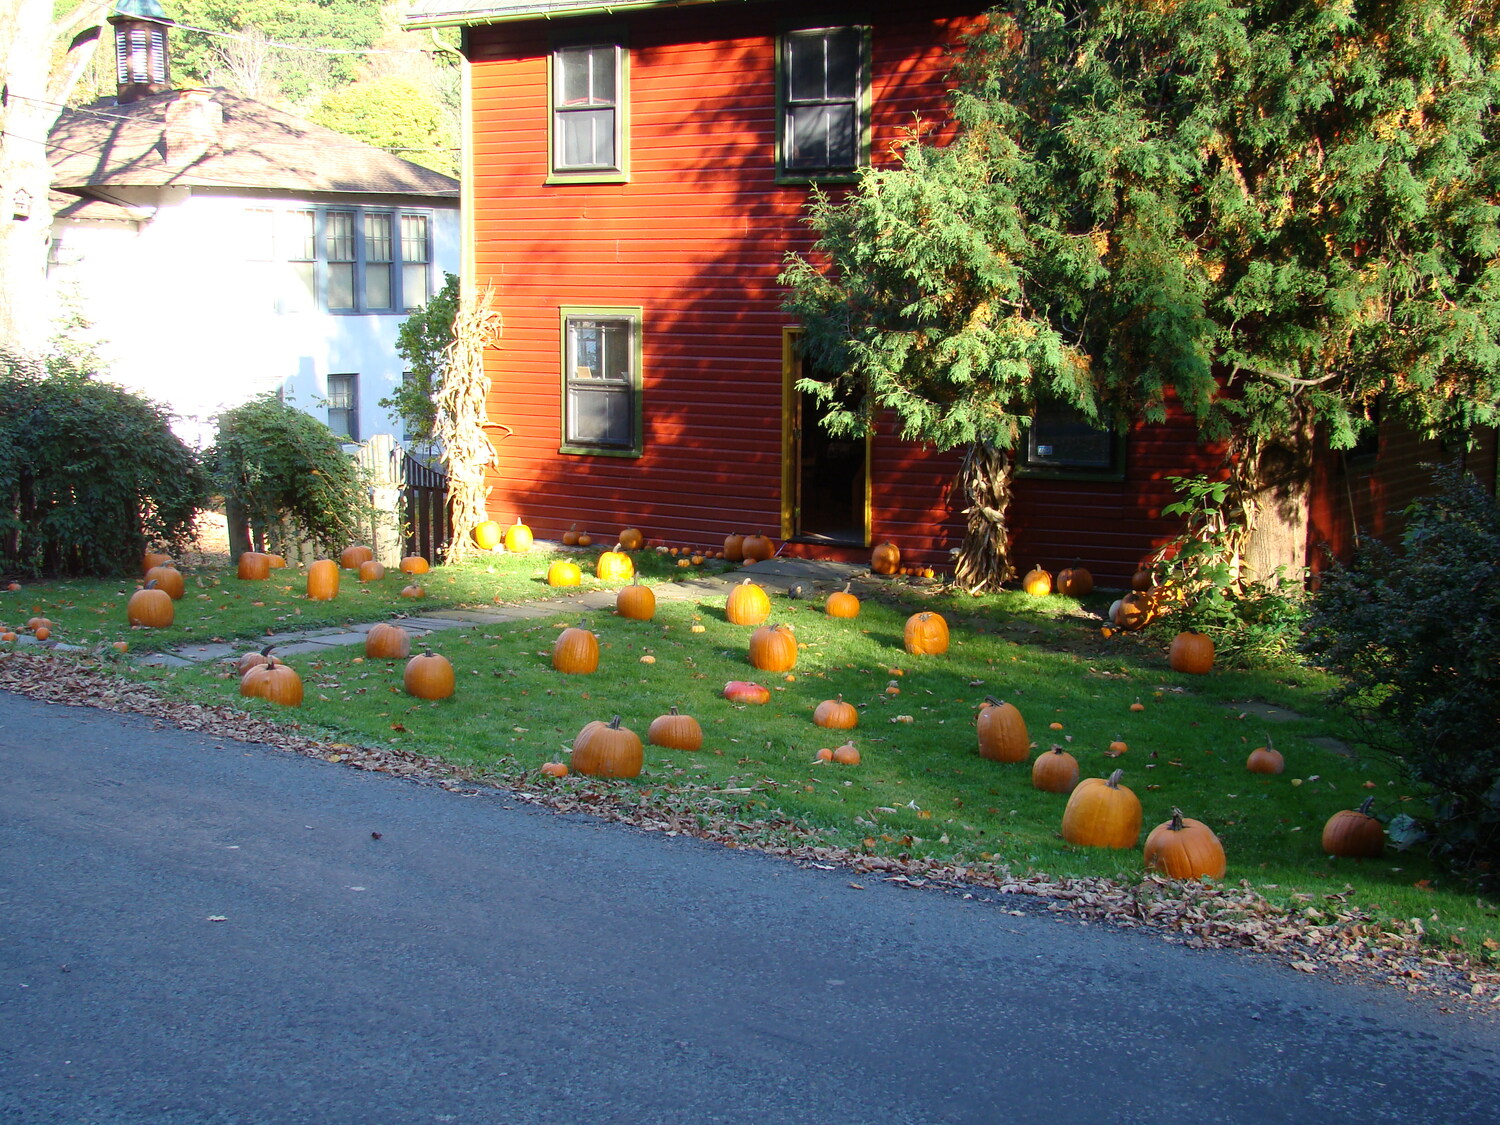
[
  {"left": 825, "top": 28, "right": 860, "bottom": 99},
  {"left": 787, "top": 34, "right": 824, "bottom": 100},
  {"left": 325, "top": 211, "right": 354, "bottom": 262},
  {"left": 789, "top": 105, "right": 855, "bottom": 169},
  {"left": 567, "top": 385, "right": 631, "bottom": 447},
  {"left": 1026, "top": 408, "right": 1116, "bottom": 470}
]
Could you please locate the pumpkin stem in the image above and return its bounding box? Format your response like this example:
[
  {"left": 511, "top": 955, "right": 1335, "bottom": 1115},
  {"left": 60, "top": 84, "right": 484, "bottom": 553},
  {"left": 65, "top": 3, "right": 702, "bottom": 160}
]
[
  {"left": 1050, "top": 744, "right": 1067, "bottom": 755},
  {"left": 1170, "top": 807, "right": 1185, "bottom": 831},
  {"left": 1106, "top": 768, "right": 1124, "bottom": 788},
  {"left": 608, "top": 714, "right": 623, "bottom": 730},
  {"left": 982, "top": 695, "right": 1003, "bottom": 707},
  {"left": 668, "top": 705, "right": 680, "bottom": 715},
  {"left": 1357, "top": 796, "right": 1376, "bottom": 817},
  {"left": 260, "top": 644, "right": 276, "bottom": 657}
]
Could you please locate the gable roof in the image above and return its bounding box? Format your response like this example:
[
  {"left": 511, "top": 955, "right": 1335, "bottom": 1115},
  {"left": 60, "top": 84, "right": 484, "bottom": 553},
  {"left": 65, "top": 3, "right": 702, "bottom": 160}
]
[
  {"left": 403, "top": 0, "right": 748, "bottom": 28},
  {"left": 48, "top": 88, "right": 459, "bottom": 198}
]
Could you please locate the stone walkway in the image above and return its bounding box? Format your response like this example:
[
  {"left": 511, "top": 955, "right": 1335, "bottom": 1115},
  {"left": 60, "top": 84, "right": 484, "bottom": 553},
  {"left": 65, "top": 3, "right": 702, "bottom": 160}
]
[{"left": 136, "top": 555, "right": 870, "bottom": 669}]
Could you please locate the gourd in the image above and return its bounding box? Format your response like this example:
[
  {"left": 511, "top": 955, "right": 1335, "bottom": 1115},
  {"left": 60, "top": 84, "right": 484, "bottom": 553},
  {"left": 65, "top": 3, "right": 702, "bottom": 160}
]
[
  {"left": 504, "top": 518, "right": 533, "bottom": 553},
  {"left": 1060, "top": 769, "right": 1143, "bottom": 849},
  {"left": 358, "top": 560, "right": 385, "bottom": 582},
  {"left": 552, "top": 626, "right": 600, "bottom": 674},
  {"left": 870, "top": 541, "right": 900, "bottom": 575},
  {"left": 572, "top": 715, "right": 644, "bottom": 778},
  {"left": 813, "top": 695, "right": 859, "bottom": 730},
  {"left": 1057, "top": 565, "right": 1093, "bottom": 597},
  {"left": 647, "top": 706, "right": 703, "bottom": 751},
  {"left": 237, "top": 551, "right": 271, "bottom": 580},
  {"left": 723, "top": 680, "right": 770, "bottom": 704},
  {"left": 596, "top": 545, "right": 635, "bottom": 582},
  {"left": 1169, "top": 631, "right": 1215, "bottom": 674},
  {"left": 1246, "top": 737, "right": 1285, "bottom": 775},
  {"left": 547, "top": 560, "right": 583, "bottom": 587},
  {"left": 1031, "top": 746, "right": 1080, "bottom": 794},
  {"left": 473, "top": 520, "right": 502, "bottom": 550},
  {"left": 306, "top": 559, "right": 340, "bottom": 600},
  {"left": 824, "top": 583, "right": 860, "bottom": 619},
  {"left": 365, "top": 622, "right": 411, "bottom": 660},
  {"left": 404, "top": 650, "right": 455, "bottom": 700},
  {"left": 127, "top": 580, "right": 174, "bottom": 628},
  {"left": 976, "top": 696, "right": 1029, "bottom": 762},
  {"left": 748, "top": 623, "right": 798, "bottom": 672},
  {"left": 1021, "top": 566, "right": 1053, "bottom": 596},
  {"left": 143, "top": 564, "right": 185, "bottom": 600},
  {"left": 399, "top": 556, "right": 430, "bottom": 574},
  {"left": 725, "top": 578, "right": 771, "bottom": 626},
  {"left": 1322, "top": 797, "right": 1384, "bottom": 858},
  {"left": 903, "top": 611, "right": 950, "bottom": 655},
  {"left": 240, "top": 654, "right": 304, "bottom": 707},
  {"left": 1144, "top": 808, "right": 1227, "bottom": 880},
  {"left": 618, "top": 527, "right": 645, "bottom": 551},
  {"left": 616, "top": 576, "right": 656, "bottom": 620},
  {"left": 339, "top": 544, "right": 374, "bottom": 570}
]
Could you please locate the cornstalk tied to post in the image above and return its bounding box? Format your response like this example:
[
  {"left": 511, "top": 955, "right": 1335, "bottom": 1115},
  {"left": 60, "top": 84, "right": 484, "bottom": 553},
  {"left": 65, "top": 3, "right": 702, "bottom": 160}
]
[
  {"left": 434, "top": 283, "right": 505, "bottom": 563},
  {"left": 953, "top": 440, "right": 1015, "bottom": 594}
]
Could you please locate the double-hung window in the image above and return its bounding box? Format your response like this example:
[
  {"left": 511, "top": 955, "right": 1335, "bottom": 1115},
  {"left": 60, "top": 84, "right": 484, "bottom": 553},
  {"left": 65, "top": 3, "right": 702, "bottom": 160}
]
[
  {"left": 561, "top": 308, "right": 642, "bottom": 456},
  {"left": 1021, "top": 400, "right": 1125, "bottom": 478},
  {"left": 256, "top": 205, "right": 433, "bottom": 314},
  {"left": 780, "top": 26, "right": 869, "bottom": 179},
  {"left": 327, "top": 373, "right": 358, "bottom": 442},
  {"left": 551, "top": 39, "right": 627, "bottom": 180}
]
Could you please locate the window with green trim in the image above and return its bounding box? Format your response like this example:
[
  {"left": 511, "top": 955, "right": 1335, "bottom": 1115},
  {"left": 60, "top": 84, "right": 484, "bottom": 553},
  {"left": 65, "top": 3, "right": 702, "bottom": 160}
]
[
  {"left": 779, "top": 26, "right": 868, "bottom": 178},
  {"left": 552, "top": 41, "right": 625, "bottom": 176},
  {"left": 561, "top": 310, "right": 641, "bottom": 455}
]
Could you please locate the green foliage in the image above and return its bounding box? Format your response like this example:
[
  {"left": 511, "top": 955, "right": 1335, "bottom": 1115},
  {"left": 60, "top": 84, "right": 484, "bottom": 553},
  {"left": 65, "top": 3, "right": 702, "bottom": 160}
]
[
  {"left": 783, "top": 0, "right": 1500, "bottom": 454},
  {"left": 383, "top": 272, "right": 458, "bottom": 442},
  {"left": 310, "top": 75, "right": 458, "bottom": 176},
  {"left": 1303, "top": 467, "right": 1500, "bottom": 880},
  {"left": 204, "top": 394, "right": 372, "bottom": 558},
  {"left": 0, "top": 357, "right": 208, "bottom": 577}
]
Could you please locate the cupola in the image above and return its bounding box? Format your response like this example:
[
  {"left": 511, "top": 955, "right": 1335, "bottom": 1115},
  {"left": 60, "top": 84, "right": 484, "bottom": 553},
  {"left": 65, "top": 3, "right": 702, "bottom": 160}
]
[{"left": 109, "top": 0, "right": 175, "bottom": 105}]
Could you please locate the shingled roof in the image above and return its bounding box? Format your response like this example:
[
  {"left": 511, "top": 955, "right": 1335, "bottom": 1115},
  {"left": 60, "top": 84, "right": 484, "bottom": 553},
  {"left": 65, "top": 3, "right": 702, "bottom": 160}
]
[{"left": 49, "top": 87, "right": 459, "bottom": 198}]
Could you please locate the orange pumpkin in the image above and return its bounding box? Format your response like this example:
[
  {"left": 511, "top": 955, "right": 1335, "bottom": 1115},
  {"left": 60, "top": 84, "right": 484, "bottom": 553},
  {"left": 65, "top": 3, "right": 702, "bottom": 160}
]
[
  {"left": 504, "top": 518, "right": 533, "bottom": 553},
  {"left": 541, "top": 761, "right": 570, "bottom": 778},
  {"left": 647, "top": 706, "right": 703, "bottom": 751},
  {"left": 237, "top": 551, "right": 271, "bottom": 581},
  {"left": 813, "top": 695, "right": 859, "bottom": 730},
  {"left": 1169, "top": 631, "right": 1215, "bottom": 674},
  {"left": 824, "top": 583, "right": 860, "bottom": 619},
  {"left": 240, "top": 654, "right": 304, "bottom": 707},
  {"left": 340, "top": 544, "right": 374, "bottom": 570},
  {"left": 572, "top": 715, "right": 644, "bottom": 778},
  {"left": 404, "top": 650, "right": 455, "bottom": 700},
  {"left": 1031, "top": 746, "right": 1080, "bottom": 794},
  {"left": 870, "top": 541, "right": 900, "bottom": 575},
  {"left": 1112, "top": 592, "right": 1155, "bottom": 631},
  {"left": 144, "top": 564, "right": 185, "bottom": 600},
  {"left": 127, "top": 581, "right": 174, "bottom": 628},
  {"left": 237, "top": 647, "right": 273, "bottom": 678},
  {"left": 831, "top": 741, "right": 861, "bottom": 765},
  {"left": 1246, "top": 739, "right": 1285, "bottom": 774},
  {"left": 741, "top": 533, "right": 775, "bottom": 562},
  {"left": 723, "top": 533, "right": 745, "bottom": 562},
  {"left": 1057, "top": 565, "right": 1094, "bottom": 597},
  {"left": 562, "top": 525, "right": 581, "bottom": 546},
  {"left": 358, "top": 560, "right": 386, "bottom": 582},
  {"left": 400, "top": 584, "right": 427, "bottom": 599},
  {"left": 552, "top": 626, "right": 600, "bottom": 674},
  {"left": 1021, "top": 566, "right": 1053, "bottom": 596},
  {"left": 748, "top": 623, "right": 798, "bottom": 672},
  {"left": 1061, "top": 769, "right": 1143, "bottom": 849},
  {"left": 618, "top": 527, "right": 645, "bottom": 551},
  {"left": 976, "top": 696, "right": 1029, "bottom": 762},
  {"left": 306, "top": 559, "right": 340, "bottom": 601},
  {"left": 142, "top": 550, "right": 171, "bottom": 576},
  {"left": 1322, "top": 797, "right": 1384, "bottom": 858},
  {"left": 1144, "top": 808, "right": 1227, "bottom": 880},
  {"left": 616, "top": 577, "right": 656, "bottom": 621},
  {"left": 725, "top": 578, "right": 771, "bottom": 626},
  {"left": 596, "top": 546, "right": 635, "bottom": 582},
  {"left": 472, "top": 520, "right": 502, "bottom": 550},
  {"left": 399, "top": 555, "right": 430, "bottom": 574},
  {"left": 903, "top": 611, "right": 950, "bottom": 655},
  {"left": 723, "top": 680, "right": 770, "bottom": 704},
  {"left": 365, "top": 622, "right": 411, "bottom": 660},
  {"left": 547, "top": 559, "right": 583, "bottom": 587}
]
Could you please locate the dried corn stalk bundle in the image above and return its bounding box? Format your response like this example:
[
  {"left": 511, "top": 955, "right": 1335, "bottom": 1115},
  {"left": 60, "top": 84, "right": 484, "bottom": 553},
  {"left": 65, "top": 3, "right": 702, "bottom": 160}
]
[{"left": 434, "top": 283, "right": 504, "bottom": 562}]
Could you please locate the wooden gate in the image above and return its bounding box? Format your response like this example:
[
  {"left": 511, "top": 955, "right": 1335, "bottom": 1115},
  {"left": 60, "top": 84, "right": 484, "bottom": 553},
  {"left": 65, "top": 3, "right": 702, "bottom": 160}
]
[{"left": 402, "top": 451, "right": 451, "bottom": 562}]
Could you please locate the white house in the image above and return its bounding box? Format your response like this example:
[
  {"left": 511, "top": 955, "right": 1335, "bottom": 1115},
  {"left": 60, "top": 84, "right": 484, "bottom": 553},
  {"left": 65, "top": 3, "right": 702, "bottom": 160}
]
[{"left": 45, "top": 1, "right": 460, "bottom": 449}]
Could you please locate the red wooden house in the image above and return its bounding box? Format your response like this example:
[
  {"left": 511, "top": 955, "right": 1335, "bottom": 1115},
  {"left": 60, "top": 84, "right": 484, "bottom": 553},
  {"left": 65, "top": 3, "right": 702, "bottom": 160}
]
[{"left": 404, "top": 0, "right": 1492, "bottom": 586}]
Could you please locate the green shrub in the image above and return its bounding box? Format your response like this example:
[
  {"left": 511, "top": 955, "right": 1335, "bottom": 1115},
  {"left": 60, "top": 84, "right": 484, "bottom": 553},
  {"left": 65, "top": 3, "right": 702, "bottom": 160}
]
[
  {"left": 382, "top": 272, "right": 458, "bottom": 442},
  {"left": 1303, "top": 467, "right": 1500, "bottom": 881},
  {"left": 0, "top": 359, "right": 208, "bottom": 577},
  {"left": 205, "top": 395, "right": 373, "bottom": 559}
]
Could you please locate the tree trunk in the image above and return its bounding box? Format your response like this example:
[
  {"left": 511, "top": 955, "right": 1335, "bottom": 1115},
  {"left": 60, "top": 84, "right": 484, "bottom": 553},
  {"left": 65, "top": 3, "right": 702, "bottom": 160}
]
[
  {"left": 1233, "top": 423, "right": 1315, "bottom": 586},
  {"left": 952, "top": 440, "right": 1015, "bottom": 594}
]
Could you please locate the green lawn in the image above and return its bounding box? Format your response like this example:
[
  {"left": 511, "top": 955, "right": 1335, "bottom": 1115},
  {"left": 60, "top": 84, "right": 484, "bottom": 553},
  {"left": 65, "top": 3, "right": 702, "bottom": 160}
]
[{"left": 6, "top": 548, "right": 1497, "bottom": 961}]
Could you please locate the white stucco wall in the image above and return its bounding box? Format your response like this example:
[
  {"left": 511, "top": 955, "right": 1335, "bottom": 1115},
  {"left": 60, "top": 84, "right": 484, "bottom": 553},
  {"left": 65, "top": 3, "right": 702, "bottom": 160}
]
[{"left": 49, "top": 187, "right": 460, "bottom": 450}]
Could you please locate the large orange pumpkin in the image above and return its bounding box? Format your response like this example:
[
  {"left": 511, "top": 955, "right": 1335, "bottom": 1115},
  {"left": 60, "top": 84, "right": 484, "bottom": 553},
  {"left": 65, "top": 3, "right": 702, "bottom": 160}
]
[
  {"left": 723, "top": 533, "right": 745, "bottom": 562},
  {"left": 1031, "top": 746, "right": 1080, "bottom": 794},
  {"left": 365, "top": 622, "right": 411, "bottom": 660},
  {"left": 748, "top": 623, "right": 798, "bottom": 672},
  {"left": 618, "top": 527, "right": 645, "bottom": 551},
  {"left": 616, "top": 577, "right": 656, "bottom": 620},
  {"left": 306, "top": 559, "right": 340, "bottom": 601},
  {"left": 1169, "top": 631, "right": 1216, "bottom": 674},
  {"left": 143, "top": 564, "right": 185, "bottom": 600},
  {"left": 572, "top": 715, "right": 644, "bottom": 778},
  {"left": 1246, "top": 739, "right": 1285, "bottom": 774},
  {"left": 976, "top": 696, "right": 1029, "bottom": 762},
  {"left": 725, "top": 578, "right": 771, "bottom": 626},
  {"left": 399, "top": 555, "right": 430, "bottom": 574},
  {"left": 552, "top": 626, "right": 600, "bottom": 674},
  {"left": 813, "top": 695, "right": 859, "bottom": 730},
  {"left": 596, "top": 546, "right": 635, "bottom": 582},
  {"left": 340, "top": 544, "right": 374, "bottom": 570},
  {"left": 1061, "top": 769, "right": 1143, "bottom": 849},
  {"left": 1144, "top": 808, "right": 1227, "bottom": 879},
  {"left": 404, "top": 650, "right": 455, "bottom": 700},
  {"left": 504, "top": 518, "right": 533, "bottom": 553},
  {"left": 647, "top": 706, "right": 703, "bottom": 751},
  {"left": 1021, "top": 566, "right": 1053, "bottom": 596},
  {"left": 825, "top": 583, "right": 860, "bottom": 619},
  {"left": 241, "top": 655, "right": 304, "bottom": 707},
  {"left": 548, "top": 559, "right": 583, "bottom": 587},
  {"left": 142, "top": 550, "right": 171, "bottom": 576},
  {"left": 741, "top": 533, "right": 775, "bottom": 562},
  {"left": 903, "top": 611, "right": 950, "bottom": 655},
  {"left": 1322, "top": 797, "right": 1384, "bottom": 858},
  {"left": 358, "top": 560, "right": 386, "bottom": 582},
  {"left": 237, "top": 551, "right": 271, "bottom": 581},
  {"left": 1057, "top": 565, "right": 1094, "bottom": 597},
  {"left": 127, "top": 582, "right": 174, "bottom": 628},
  {"left": 473, "top": 520, "right": 502, "bottom": 550},
  {"left": 871, "top": 541, "right": 901, "bottom": 575}
]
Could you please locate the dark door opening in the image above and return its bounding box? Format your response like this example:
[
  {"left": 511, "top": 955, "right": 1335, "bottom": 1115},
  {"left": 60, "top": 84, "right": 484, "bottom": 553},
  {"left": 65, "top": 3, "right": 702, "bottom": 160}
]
[{"left": 793, "top": 387, "right": 866, "bottom": 544}]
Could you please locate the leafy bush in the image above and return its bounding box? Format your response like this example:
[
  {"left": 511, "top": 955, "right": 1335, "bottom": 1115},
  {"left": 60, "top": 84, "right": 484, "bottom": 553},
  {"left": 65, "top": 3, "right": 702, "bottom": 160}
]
[
  {"left": 382, "top": 272, "right": 458, "bottom": 443},
  {"left": 205, "top": 395, "right": 373, "bottom": 559},
  {"left": 0, "top": 358, "right": 208, "bottom": 577},
  {"left": 1303, "top": 467, "right": 1500, "bottom": 880}
]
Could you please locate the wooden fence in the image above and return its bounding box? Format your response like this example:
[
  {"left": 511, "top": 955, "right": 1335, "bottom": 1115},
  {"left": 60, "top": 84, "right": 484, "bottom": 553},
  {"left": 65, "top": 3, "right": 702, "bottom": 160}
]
[{"left": 402, "top": 451, "right": 451, "bottom": 562}]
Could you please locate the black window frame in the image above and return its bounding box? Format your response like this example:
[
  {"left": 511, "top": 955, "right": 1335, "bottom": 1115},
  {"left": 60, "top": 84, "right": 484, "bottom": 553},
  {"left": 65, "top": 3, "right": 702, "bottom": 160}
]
[
  {"left": 777, "top": 25, "right": 871, "bottom": 183},
  {"left": 559, "top": 307, "right": 643, "bottom": 457},
  {"left": 1019, "top": 400, "right": 1126, "bottom": 480}
]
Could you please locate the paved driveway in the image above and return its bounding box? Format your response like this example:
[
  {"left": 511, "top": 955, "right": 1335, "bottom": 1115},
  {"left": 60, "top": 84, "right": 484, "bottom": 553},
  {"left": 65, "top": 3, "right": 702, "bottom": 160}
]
[{"left": 2, "top": 692, "right": 1496, "bottom": 1124}]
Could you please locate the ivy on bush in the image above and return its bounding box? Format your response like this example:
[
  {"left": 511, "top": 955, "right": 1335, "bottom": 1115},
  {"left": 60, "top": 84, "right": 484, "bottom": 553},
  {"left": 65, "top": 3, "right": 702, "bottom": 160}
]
[
  {"left": 205, "top": 395, "right": 372, "bottom": 559},
  {"left": 0, "top": 358, "right": 208, "bottom": 577},
  {"left": 1303, "top": 467, "right": 1500, "bottom": 881}
]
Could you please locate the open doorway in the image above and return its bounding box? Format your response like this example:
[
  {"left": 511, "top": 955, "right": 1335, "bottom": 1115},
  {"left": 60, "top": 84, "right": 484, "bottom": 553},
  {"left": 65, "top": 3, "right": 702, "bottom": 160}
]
[{"left": 783, "top": 332, "right": 868, "bottom": 545}]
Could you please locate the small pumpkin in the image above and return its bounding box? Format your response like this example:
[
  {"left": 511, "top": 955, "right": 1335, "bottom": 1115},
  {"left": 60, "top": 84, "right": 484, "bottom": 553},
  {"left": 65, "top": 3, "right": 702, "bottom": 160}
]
[
  {"left": 547, "top": 559, "right": 583, "bottom": 587},
  {"left": 552, "top": 626, "right": 600, "bottom": 674},
  {"left": 1246, "top": 738, "right": 1285, "bottom": 775},
  {"left": 472, "top": 520, "right": 502, "bottom": 550},
  {"left": 870, "top": 541, "right": 900, "bottom": 575},
  {"left": 399, "top": 555, "right": 430, "bottom": 574},
  {"left": 723, "top": 533, "right": 745, "bottom": 562},
  {"left": 1021, "top": 566, "right": 1053, "bottom": 596},
  {"left": 401, "top": 584, "right": 426, "bottom": 599},
  {"left": 596, "top": 545, "right": 635, "bottom": 582},
  {"left": 618, "top": 527, "right": 645, "bottom": 551},
  {"left": 562, "top": 525, "right": 581, "bottom": 546},
  {"left": 723, "top": 680, "right": 770, "bottom": 704},
  {"left": 404, "top": 650, "right": 455, "bottom": 700},
  {"left": 813, "top": 695, "right": 859, "bottom": 730},
  {"left": 725, "top": 578, "right": 771, "bottom": 626},
  {"left": 1031, "top": 745, "right": 1080, "bottom": 794},
  {"left": 306, "top": 559, "right": 340, "bottom": 601},
  {"left": 576, "top": 532, "right": 593, "bottom": 547},
  {"left": 831, "top": 741, "right": 861, "bottom": 765},
  {"left": 976, "top": 696, "right": 1030, "bottom": 763},
  {"left": 504, "top": 518, "right": 533, "bottom": 554},
  {"left": 340, "top": 544, "right": 374, "bottom": 570},
  {"left": 1060, "top": 769, "right": 1143, "bottom": 849},
  {"left": 144, "top": 564, "right": 185, "bottom": 600},
  {"left": 572, "top": 715, "right": 644, "bottom": 778},
  {"left": 540, "top": 760, "right": 569, "bottom": 778},
  {"left": 1112, "top": 592, "right": 1154, "bottom": 631},
  {"left": 237, "top": 646, "right": 273, "bottom": 678},
  {"left": 903, "top": 611, "right": 950, "bottom": 655},
  {"left": 824, "top": 583, "right": 861, "bottom": 619},
  {"left": 358, "top": 560, "right": 386, "bottom": 582},
  {"left": 616, "top": 576, "right": 656, "bottom": 620},
  {"left": 1131, "top": 565, "right": 1156, "bottom": 592},
  {"left": 240, "top": 653, "right": 304, "bottom": 707},
  {"left": 647, "top": 705, "right": 703, "bottom": 751},
  {"left": 748, "top": 622, "right": 798, "bottom": 672},
  {"left": 1322, "top": 797, "right": 1384, "bottom": 858},
  {"left": 127, "top": 580, "right": 174, "bottom": 628},
  {"left": 1057, "top": 565, "right": 1094, "bottom": 597},
  {"left": 1169, "top": 630, "right": 1215, "bottom": 674},
  {"left": 1144, "top": 808, "right": 1227, "bottom": 880},
  {"left": 237, "top": 551, "right": 271, "bottom": 581},
  {"left": 365, "top": 622, "right": 411, "bottom": 660}
]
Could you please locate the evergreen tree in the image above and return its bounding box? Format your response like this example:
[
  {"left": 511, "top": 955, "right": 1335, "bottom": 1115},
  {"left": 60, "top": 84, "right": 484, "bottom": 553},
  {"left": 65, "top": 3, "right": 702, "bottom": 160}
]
[{"left": 782, "top": 0, "right": 1500, "bottom": 590}]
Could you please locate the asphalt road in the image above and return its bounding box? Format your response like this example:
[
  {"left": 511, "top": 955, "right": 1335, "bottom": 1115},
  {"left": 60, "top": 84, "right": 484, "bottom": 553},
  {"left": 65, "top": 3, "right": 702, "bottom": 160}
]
[{"left": 2, "top": 691, "right": 1497, "bottom": 1125}]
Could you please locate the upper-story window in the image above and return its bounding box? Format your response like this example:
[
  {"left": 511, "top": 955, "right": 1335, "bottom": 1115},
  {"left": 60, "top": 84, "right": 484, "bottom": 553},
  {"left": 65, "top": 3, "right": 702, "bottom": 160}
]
[
  {"left": 551, "top": 40, "right": 627, "bottom": 181},
  {"left": 257, "top": 206, "right": 432, "bottom": 315},
  {"left": 780, "top": 26, "right": 869, "bottom": 180}
]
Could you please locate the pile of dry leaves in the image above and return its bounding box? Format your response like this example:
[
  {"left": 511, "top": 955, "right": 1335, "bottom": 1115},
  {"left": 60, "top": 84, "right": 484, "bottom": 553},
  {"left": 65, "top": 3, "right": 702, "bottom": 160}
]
[{"left": 3, "top": 647, "right": 1496, "bottom": 1013}]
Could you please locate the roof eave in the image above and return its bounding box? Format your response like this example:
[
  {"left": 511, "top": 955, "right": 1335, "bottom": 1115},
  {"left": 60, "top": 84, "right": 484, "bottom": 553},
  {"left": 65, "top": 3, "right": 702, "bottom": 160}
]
[{"left": 403, "top": 0, "right": 740, "bottom": 31}]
